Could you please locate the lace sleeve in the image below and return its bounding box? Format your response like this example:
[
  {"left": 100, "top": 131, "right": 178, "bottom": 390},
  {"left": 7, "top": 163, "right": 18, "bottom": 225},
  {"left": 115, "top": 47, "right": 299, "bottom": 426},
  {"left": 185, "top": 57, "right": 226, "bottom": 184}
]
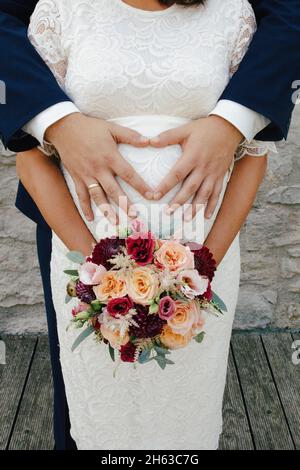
[
  {"left": 230, "top": 0, "right": 277, "bottom": 160},
  {"left": 28, "top": 0, "right": 67, "bottom": 88}
]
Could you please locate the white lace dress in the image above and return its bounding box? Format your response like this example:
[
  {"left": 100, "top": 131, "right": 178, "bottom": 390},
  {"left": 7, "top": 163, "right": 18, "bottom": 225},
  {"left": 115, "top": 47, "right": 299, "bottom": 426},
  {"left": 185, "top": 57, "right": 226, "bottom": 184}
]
[{"left": 28, "top": 0, "right": 274, "bottom": 450}]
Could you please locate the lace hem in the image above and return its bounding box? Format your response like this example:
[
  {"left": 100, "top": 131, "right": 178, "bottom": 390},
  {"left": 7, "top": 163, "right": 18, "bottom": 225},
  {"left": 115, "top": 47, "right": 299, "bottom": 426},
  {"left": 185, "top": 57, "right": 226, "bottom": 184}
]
[{"left": 235, "top": 139, "right": 277, "bottom": 161}]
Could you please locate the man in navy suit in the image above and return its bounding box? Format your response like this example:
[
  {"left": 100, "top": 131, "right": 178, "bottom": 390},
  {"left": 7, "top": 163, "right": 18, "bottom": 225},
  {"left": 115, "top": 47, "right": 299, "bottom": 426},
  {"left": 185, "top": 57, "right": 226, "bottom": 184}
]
[{"left": 0, "top": 0, "right": 299, "bottom": 450}]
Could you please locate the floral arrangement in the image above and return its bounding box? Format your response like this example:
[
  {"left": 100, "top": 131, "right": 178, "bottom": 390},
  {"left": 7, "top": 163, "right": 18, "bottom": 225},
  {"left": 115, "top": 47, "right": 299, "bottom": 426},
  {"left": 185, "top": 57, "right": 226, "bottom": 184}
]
[{"left": 64, "top": 220, "right": 226, "bottom": 370}]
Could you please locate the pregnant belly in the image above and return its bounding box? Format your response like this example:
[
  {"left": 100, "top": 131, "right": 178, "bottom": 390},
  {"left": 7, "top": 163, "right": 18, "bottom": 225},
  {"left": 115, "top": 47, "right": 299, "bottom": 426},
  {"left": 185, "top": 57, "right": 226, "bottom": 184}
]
[{"left": 63, "top": 115, "right": 229, "bottom": 241}]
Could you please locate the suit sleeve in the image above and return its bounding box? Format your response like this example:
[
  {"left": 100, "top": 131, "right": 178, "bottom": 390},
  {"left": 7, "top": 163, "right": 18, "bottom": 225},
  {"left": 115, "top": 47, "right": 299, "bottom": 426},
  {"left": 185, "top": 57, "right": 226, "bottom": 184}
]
[
  {"left": 221, "top": 0, "right": 300, "bottom": 141},
  {"left": 0, "top": 0, "right": 70, "bottom": 150}
]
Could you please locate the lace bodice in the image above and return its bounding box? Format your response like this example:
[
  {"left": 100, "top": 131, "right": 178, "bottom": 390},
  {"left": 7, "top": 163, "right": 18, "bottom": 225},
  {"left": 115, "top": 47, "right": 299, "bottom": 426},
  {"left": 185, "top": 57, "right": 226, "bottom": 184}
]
[{"left": 28, "top": 0, "right": 275, "bottom": 158}]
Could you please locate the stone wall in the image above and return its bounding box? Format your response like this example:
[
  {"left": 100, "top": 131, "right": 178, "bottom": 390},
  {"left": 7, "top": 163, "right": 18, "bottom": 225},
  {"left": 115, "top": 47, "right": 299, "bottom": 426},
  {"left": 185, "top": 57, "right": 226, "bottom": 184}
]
[{"left": 0, "top": 109, "right": 299, "bottom": 334}]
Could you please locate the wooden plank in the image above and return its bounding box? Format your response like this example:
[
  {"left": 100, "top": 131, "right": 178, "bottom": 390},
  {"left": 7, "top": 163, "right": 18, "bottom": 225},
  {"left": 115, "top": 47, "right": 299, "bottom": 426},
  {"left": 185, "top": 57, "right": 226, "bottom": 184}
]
[
  {"left": 262, "top": 333, "right": 300, "bottom": 449},
  {"left": 219, "top": 347, "right": 254, "bottom": 450},
  {"left": 231, "top": 334, "right": 295, "bottom": 450},
  {"left": 8, "top": 337, "right": 54, "bottom": 450},
  {"left": 0, "top": 336, "right": 36, "bottom": 450}
]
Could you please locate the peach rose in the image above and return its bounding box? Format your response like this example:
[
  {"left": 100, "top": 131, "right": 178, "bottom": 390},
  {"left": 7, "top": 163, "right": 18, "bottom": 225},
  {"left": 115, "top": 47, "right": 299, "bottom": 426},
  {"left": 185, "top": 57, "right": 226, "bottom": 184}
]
[
  {"left": 100, "top": 324, "right": 129, "bottom": 349},
  {"left": 167, "top": 300, "right": 205, "bottom": 336},
  {"left": 93, "top": 271, "right": 127, "bottom": 302},
  {"left": 127, "top": 266, "right": 159, "bottom": 305},
  {"left": 155, "top": 240, "right": 194, "bottom": 273},
  {"left": 160, "top": 325, "right": 193, "bottom": 350}
]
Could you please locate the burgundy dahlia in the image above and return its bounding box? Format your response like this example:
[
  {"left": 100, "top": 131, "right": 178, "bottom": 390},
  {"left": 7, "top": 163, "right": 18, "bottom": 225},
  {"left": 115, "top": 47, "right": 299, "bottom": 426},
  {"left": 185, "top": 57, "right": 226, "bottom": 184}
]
[
  {"left": 91, "top": 238, "right": 125, "bottom": 269},
  {"left": 120, "top": 342, "right": 137, "bottom": 363},
  {"left": 129, "top": 304, "right": 166, "bottom": 339},
  {"left": 191, "top": 246, "right": 216, "bottom": 282},
  {"left": 107, "top": 296, "right": 134, "bottom": 318},
  {"left": 125, "top": 232, "right": 155, "bottom": 265},
  {"left": 76, "top": 280, "right": 96, "bottom": 304}
]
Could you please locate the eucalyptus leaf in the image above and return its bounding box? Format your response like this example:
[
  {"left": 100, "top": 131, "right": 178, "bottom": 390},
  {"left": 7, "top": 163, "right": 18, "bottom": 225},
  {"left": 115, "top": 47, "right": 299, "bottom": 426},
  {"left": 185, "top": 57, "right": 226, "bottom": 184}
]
[
  {"left": 64, "top": 269, "right": 79, "bottom": 276},
  {"left": 109, "top": 344, "right": 115, "bottom": 362},
  {"left": 138, "top": 349, "right": 152, "bottom": 364},
  {"left": 212, "top": 291, "right": 227, "bottom": 312},
  {"left": 71, "top": 325, "right": 94, "bottom": 352},
  {"left": 67, "top": 251, "right": 85, "bottom": 264},
  {"left": 194, "top": 331, "right": 205, "bottom": 343},
  {"left": 154, "top": 346, "right": 171, "bottom": 356},
  {"left": 155, "top": 355, "right": 167, "bottom": 370}
]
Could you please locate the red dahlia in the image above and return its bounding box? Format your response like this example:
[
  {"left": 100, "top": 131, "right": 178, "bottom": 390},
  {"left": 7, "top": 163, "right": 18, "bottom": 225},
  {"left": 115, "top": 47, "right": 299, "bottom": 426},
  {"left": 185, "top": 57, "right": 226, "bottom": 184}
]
[
  {"left": 120, "top": 342, "right": 137, "bottom": 363},
  {"left": 76, "top": 281, "right": 96, "bottom": 304},
  {"left": 91, "top": 238, "right": 125, "bottom": 269},
  {"left": 129, "top": 304, "right": 166, "bottom": 338},
  {"left": 191, "top": 246, "right": 216, "bottom": 282}
]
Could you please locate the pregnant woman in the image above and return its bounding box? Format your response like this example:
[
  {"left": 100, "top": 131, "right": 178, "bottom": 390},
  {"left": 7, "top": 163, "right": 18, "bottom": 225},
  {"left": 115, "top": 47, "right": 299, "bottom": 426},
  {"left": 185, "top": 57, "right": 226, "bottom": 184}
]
[{"left": 17, "top": 0, "right": 275, "bottom": 449}]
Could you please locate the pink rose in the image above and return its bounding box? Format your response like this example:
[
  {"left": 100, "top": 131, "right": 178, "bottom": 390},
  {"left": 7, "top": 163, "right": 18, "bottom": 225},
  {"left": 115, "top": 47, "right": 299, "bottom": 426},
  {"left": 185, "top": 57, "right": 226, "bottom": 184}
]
[
  {"left": 130, "top": 218, "right": 147, "bottom": 234},
  {"left": 155, "top": 240, "right": 194, "bottom": 273},
  {"left": 71, "top": 302, "right": 89, "bottom": 318},
  {"left": 79, "top": 261, "right": 106, "bottom": 285},
  {"left": 177, "top": 269, "right": 209, "bottom": 299},
  {"left": 158, "top": 296, "right": 176, "bottom": 320}
]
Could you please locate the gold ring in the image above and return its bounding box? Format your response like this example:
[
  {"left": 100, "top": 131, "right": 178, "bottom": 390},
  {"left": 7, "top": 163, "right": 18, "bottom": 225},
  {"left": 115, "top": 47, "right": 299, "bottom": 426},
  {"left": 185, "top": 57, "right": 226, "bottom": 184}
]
[{"left": 87, "top": 183, "right": 100, "bottom": 191}]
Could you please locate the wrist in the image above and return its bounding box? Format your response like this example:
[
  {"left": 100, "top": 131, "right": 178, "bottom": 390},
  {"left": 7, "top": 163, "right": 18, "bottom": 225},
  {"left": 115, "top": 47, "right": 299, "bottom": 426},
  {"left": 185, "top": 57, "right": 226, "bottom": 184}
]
[
  {"left": 45, "top": 111, "right": 82, "bottom": 144},
  {"left": 208, "top": 114, "right": 244, "bottom": 147}
]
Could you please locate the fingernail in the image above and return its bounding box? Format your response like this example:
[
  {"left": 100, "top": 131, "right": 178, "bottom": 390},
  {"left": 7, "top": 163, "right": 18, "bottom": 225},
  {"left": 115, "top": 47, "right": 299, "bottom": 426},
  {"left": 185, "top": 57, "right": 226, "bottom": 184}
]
[
  {"left": 139, "top": 135, "right": 149, "bottom": 143},
  {"left": 150, "top": 136, "right": 160, "bottom": 144},
  {"left": 165, "top": 204, "right": 176, "bottom": 215},
  {"left": 153, "top": 192, "right": 162, "bottom": 200},
  {"left": 145, "top": 191, "right": 153, "bottom": 200},
  {"left": 205, "top": 212, "right": 212, "bottom": 219}
]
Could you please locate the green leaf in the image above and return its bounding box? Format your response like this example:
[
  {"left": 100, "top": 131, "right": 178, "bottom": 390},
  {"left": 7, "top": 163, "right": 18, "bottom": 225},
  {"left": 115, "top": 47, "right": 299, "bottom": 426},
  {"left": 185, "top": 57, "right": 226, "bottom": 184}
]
[
  {"left": 154, "top": 355, "right": 167, "bottom": 370},
  {"left": 149, "top": 302, "right": 159, "bottom": 314},
  {"left": 138, "top": 349, "right": 152, "bottom": 364},
  {"left": 109, "top": 344, "right": 115, "bottom": 362},
  {"left": 194, "top": 331, "right": 205, "bottom": 343},
  {"left": 91, "top": 300, "right": 103, "bottom": 312},
  {"left": 67, "top": 251, "right": 85, "bottom": 264},
  {"left": 64, "top": 269, "right": 79, "bottom": 277},
  {"left": 212, "top": 291, "right": 227, "bottom": 312},
  {"left": 65, "top": 294, "right": 72, "bottom": 304},
  {"left": 154, "top": 345, "right": 171, "bottom": 356},
  {"left": 71, "top": 325, "right": 94, "bottom": 352}
]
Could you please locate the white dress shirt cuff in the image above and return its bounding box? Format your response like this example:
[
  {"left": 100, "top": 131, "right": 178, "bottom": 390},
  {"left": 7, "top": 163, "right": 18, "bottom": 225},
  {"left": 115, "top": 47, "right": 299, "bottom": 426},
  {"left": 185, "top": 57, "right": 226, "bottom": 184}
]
[
  {"left": 23, "top": 101, "right": 80, "bottom": 144},
  {"left": 210, "top": 99, "right": 270, "bottom": 142}
]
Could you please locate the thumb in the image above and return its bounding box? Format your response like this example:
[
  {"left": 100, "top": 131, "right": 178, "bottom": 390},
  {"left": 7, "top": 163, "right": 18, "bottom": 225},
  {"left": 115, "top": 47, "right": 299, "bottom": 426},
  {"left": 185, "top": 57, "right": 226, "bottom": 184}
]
[
  {"left": 111, "top": 124, "right": 150, "bottom": 147},
  {"left": 149, "top": 125, "right": 188, "bottom": 147}
]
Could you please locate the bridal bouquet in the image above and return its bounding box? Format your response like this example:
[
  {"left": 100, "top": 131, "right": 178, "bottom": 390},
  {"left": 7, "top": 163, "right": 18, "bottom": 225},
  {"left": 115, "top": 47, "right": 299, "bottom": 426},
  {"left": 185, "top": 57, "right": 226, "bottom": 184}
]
[{"left": 64, "top": 220, "right": 226, "bottom": 370}]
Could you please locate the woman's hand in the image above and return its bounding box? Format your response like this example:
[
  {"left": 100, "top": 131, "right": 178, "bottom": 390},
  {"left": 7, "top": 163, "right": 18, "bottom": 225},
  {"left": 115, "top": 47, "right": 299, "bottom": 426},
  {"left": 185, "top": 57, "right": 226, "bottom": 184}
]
[
  {"left": 149, "top": 115, "right": 243, "bottom": 220},
  {"left": 46, "top": 113, "right": 154, "bottom": 223}
]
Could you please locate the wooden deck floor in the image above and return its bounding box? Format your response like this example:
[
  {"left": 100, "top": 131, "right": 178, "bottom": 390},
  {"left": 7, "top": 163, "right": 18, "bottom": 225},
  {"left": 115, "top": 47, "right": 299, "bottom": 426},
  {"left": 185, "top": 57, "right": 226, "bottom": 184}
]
[{"left": 0, "top": 332, "right": 299, "bottom": 450}]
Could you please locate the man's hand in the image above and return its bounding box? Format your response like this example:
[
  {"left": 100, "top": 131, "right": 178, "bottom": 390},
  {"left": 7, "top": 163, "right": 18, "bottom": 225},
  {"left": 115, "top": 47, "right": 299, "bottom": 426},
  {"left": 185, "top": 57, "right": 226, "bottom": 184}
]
[
  {"left": 149, "top": 115, "right": 243, "bottom": 220},
  {"left": 46, "top": 113, "right": 153, "bottom": 223}
]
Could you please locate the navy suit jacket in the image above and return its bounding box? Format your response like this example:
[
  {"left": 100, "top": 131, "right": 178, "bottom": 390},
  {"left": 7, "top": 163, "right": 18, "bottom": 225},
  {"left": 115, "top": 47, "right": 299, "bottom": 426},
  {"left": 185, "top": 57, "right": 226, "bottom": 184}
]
[{"left": 0, "top": 0, "right": 300, "bottom": 226}]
